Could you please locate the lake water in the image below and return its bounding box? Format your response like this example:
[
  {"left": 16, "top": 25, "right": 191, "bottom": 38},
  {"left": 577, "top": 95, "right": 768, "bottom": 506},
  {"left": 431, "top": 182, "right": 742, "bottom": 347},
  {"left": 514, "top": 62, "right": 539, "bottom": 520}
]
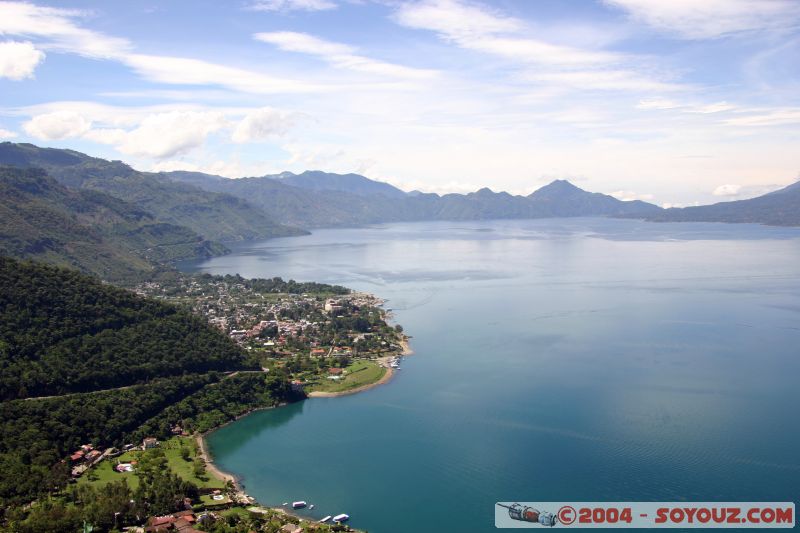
[{"left": 189, "top": 218, "right": 800, "bottom": 532}]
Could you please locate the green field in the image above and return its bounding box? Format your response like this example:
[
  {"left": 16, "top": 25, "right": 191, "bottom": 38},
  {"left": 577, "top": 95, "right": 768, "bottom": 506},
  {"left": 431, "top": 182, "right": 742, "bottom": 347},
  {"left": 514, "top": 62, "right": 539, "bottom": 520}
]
[
  {"left": 306, "top": 360, "right": 387, "bottom": 393},
  {"left": 76, "top": 451, "right": 141, "bottom": 490},
  {"left": 75, "top": 437, "right": 226, "bottom": 492},
  {"left": 161, "top": 437, "right": 226, "bottom": 489}
]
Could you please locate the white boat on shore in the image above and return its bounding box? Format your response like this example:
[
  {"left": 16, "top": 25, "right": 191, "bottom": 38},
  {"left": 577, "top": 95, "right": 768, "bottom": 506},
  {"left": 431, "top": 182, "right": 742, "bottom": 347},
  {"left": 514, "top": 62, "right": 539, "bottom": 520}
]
[
  {"left": 319, "top": 516, "right": 332, "bottom": 523},
  {"left": 333, "top": 513, "right": 350, "bottom": 523},
  {"left": 292, "top": 501, "right": 307, "bottom": 509}
]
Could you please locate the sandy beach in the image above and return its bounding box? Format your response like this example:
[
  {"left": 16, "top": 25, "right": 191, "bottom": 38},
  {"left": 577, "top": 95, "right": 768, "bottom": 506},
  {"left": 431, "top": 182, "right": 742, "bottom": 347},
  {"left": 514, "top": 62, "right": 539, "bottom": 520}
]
[{"left": 195, "top": 434, "right": 238, "bottom": 488}]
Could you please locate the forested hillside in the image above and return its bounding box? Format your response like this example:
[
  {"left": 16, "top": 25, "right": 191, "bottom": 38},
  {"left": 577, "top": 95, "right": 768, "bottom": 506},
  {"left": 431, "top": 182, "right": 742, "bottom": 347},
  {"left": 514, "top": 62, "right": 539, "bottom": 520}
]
[
  {"left": 0, "top": 142, "right": 305, "bottom": 242},
  {"left": 0, "top": 256, "right": 249, "bottom": 400},
  {"left": 0, "top": 166, "right": 227, "bottom": 281},
  {"left": 643, "top": 180, "right": 800, "bottom": 226},
  {"left": 0, "top": 257, "right": 299, "bottom": 510}
]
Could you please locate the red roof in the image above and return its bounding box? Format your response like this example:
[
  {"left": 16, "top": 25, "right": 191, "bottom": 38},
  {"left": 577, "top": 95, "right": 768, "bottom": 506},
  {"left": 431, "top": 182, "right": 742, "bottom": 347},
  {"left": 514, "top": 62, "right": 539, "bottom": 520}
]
[
  {"left": 151, "top": 516, "right": 176, "bottom": 526},
  {"left": 328, "top": 367, "right": 343, "bottom": 375}
]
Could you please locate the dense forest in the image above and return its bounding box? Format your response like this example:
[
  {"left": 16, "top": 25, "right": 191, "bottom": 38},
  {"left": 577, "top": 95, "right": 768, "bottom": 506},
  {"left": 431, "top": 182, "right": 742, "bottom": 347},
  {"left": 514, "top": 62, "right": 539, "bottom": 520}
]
[
  {"left": 0, "top": 374, "right": 217, "bottom": 508},
  {"left": 196, "top": 272, "right": 350, "bottom": 295},
  {"left": 0, "top": 258, "right": 301, "bottom": 515},
  {"left": 0, "top": 256, "right": 250, "bottom": 400}
]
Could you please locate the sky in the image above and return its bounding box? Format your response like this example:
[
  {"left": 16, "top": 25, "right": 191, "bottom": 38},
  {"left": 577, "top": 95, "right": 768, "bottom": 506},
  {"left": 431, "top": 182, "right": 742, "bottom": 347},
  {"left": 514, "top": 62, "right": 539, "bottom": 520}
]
[{"left": 1, "top": 0, "right": 799, "bottom": 207}]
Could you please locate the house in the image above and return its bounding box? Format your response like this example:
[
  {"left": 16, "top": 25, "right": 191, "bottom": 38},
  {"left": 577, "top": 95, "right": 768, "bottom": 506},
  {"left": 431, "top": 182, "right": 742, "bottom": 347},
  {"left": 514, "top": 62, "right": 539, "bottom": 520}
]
[
  {"left": 146, "top": 511, "right": 200, "bottom": 533},
  {"left": 85, "top": 449, "right": 102, "bottom": 463},
  {"left": 328, "top": 367, "right": 343, "bottom": 375},
  {"left": 143, "top": 437, "right": 159, "bottom": 449},
  {"left": 69, "top": 450, "right": 85, "bottom": 463},
  {"left": 146, "top": 515, "right": 176, "bottom": 531},
  {"left": 281, "top": 524, "right": 303, "bottom": 533}
]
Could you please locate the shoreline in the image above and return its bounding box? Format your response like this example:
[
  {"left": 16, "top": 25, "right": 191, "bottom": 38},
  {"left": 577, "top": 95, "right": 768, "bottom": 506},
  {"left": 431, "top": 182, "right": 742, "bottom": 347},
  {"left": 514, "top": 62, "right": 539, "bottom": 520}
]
[
  {"left": 196, "top": 301, "right": 414, "bottom": 523},
  {"left": 307, "top": 365, "right": 395, "bottom": 398}
]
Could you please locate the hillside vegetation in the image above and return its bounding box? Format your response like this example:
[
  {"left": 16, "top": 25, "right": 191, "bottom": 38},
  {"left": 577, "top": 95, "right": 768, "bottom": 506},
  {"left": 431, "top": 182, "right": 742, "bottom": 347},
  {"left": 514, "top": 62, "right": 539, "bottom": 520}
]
[
  {"left": 0, "top": 256, "right": 249, "bottom": 401},
  {"left": 0, "top": 142, "right": 305, "bottom": 242},
  {"left": 0, "top": 166, "right": 227, "bottom": 281},
  {"left": 0, "top": 257, "right": 299, "bottom": 510},
  {"left": 643, "top": 181, "right": 800, "bottom": 226}
]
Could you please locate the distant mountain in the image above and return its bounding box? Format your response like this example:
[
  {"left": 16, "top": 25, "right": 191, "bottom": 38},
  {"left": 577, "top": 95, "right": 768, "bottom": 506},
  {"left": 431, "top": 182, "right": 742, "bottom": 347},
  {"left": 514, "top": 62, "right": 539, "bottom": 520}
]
[
  {"left": 164, "top": 171, "right": 662, "bottom": 227},
  {"left": 0, "top": 166, "right": 226, "bottom": 281},
  {"left": 1, "top": 143, "right": 668, "bottom": 235},
  {"left": 273, "top": 170, "right": 408, "bottom": 198},
  {"left": 528, "top": 179, "right": 660, "bottom": 217},
  {"left": 644, "top": 180, "right": 800, "bottom": 226},
  {"left": 0, "top": 142, "right": 305, "bottom": 242}
]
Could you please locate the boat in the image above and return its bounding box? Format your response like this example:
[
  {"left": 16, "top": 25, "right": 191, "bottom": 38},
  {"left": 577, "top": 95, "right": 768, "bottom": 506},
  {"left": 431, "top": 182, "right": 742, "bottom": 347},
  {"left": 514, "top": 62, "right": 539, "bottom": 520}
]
[
  {"left": 333, "top": 513, "right": 350, "bottom": 522},
  {"left": 292, "top": 501, "right": 307, "bottom": 509},
  {"left": 309, "top": 504, "right": 315, "bottom": 510},
  {"left": 319, "top": 516, "right": 332, "bottom": 523}
]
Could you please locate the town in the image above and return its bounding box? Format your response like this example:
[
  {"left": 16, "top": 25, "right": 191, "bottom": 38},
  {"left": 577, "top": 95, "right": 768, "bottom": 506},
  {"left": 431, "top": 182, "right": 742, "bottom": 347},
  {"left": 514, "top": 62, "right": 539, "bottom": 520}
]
[{"left": 134, "top": 273, "right": 409, "bottom": 396}]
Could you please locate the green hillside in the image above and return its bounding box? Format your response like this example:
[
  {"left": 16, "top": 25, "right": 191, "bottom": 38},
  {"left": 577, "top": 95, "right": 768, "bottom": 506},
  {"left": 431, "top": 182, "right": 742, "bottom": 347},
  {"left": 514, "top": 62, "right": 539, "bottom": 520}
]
[
  {"left": 0, "top": 257, "right": 297, "bottom": 510},
  {"left": 0, "top": 166, "right": 227, "bottom": 281},
  {"left": 0, "top": 142, "right": 306, "bottom": 242},
  {"left": 0, "top": 256, "right": 249, "bottom": 400}
]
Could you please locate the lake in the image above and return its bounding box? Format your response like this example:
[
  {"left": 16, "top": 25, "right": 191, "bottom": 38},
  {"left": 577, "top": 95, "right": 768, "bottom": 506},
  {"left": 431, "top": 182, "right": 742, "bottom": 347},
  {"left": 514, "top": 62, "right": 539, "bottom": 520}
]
[{"left": 187, "top": 218, "right": 800, "bottom": 532}]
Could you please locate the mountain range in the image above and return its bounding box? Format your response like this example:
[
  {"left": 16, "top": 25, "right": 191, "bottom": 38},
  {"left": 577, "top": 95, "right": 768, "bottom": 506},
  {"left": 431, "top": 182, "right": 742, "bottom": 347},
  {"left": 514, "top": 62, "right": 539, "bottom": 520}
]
[
  {"left": 1, "top": 141, "right": 799, "bottom": 280},
  {"left": 0, "top": 143, "right": 304, "bottom": 243},
  {"left": 164, "top": 169, "right": 661, "bottom": 227},
  {"left": 0, "top": 166, "right": 227, "bottom": 281}
]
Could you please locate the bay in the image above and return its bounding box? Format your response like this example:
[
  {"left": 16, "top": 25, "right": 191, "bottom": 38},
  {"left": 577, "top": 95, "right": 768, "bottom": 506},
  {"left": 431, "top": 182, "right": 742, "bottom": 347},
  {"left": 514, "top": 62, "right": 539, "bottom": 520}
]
[{"left": 185, "top": 218, "right": 800, "bottom": 532}]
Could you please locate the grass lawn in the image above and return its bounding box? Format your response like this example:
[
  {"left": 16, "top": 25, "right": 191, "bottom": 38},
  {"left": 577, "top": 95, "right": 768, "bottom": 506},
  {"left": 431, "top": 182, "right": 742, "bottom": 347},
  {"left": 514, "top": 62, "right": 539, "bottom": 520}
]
[
  {"left": 220, "top": 507, "right": 253, "bottom": 520},
  {"left": 76, "top": 451, "right": 141, "bottom": 490},
  {"left": 162, "top": 437, "right": 226, "bottom": 489},
  {"left": 306, "top": 360, "right": 386, "bottom": 393},
  {"left": 200, "top": 493, "right": 231, "bottom": 507},
  {"left": 75, "top": 437, "right": 226, "bottom": 492}
]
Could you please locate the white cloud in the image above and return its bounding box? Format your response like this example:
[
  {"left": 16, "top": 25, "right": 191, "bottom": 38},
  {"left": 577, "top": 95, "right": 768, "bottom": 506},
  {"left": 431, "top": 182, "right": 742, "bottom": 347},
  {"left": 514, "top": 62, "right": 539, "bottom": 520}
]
[
  {"left": 0, "top": 2, "right": 325, "bottom": 95},
  {"left": 247, "top": 0, "right": 336, "bottom": 12},
  {"left": 0, "top": 128, "right": 17, "bottom": 138},
  {"left": 395, "top": 0, "right": 521, "bottom": 41},
  {"left": 231, "top": 107, "right": 297, "bottom": 143},
  {"left": 149, "top": 159, "right": 273, "bottom": 179},
  {"left": 530, "top": 70, "right": 682, "bottom": 92},
  {"left": 23, "top": 110, "right": 92, "bottom": 139},
  {"left": 0, "top": 2, "right": 130, "bottom": 58},
  {"left": 724, "top": 109, "right": 800, "bottom": 127},
  {"left": 637, "top": 98, "right": 736, "bottom": 113},
  {"left": 712, "top": 183, "right": 742, "bottom": 196},
  {"left": 114, "top": 111, "right": 228, "bottom": 159},
  {"left": 82, "top": 127, "right": 128, "bottom": 145},
  {"left": 690, "top": 102, "right": 736, "bottom": 114},
  {"left": 610, "top": 190, "right": 655, "bottom": 201},
  {"left": 254, "top": 31, "right": 438, "bottom": 79},
  {"left": 604, "top": 0, "right": 800, "bottom": 39},
  {"left": 393, "top": 0, "right": 682, "bottom": 93},
  {"left": 637, "top": 98, "right": 681, "bottom": 110},
  {"left": 395, "top": 0, "right": 618, "bottom": 66},
  {"left": 122, "top": 53, "right": 322, "bottom": 94},
  {"left": 0, "top": 40, "right": 44, "bottom": 80}
]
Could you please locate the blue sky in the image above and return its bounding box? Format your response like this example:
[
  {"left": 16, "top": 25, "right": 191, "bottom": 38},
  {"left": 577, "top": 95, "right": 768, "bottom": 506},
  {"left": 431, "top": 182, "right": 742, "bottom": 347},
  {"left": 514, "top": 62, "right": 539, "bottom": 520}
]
[{"left": 1, "top": 0, "right": 799, "bottom": 206}]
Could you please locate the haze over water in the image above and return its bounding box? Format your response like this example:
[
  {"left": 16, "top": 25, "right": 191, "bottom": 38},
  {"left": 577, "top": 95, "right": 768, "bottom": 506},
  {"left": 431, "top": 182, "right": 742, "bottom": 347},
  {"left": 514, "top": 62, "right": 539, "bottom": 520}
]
[{"left": 189, "top": 218, "right": 800, "bottom": 533}]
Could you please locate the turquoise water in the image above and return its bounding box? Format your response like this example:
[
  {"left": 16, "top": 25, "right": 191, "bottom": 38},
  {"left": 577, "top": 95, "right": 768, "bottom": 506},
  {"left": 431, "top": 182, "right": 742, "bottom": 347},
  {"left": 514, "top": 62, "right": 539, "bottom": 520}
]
[{"left": 191, "top": 218, "right": 800, "bottom": 532}]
